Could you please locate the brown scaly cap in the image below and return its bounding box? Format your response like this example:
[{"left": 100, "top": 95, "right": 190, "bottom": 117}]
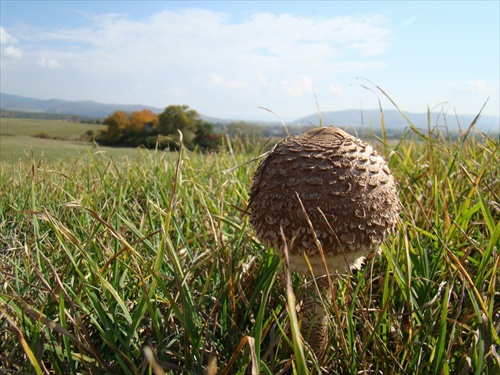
[{"left": 249, "top": 127, "right": 401, "bottom": 275}]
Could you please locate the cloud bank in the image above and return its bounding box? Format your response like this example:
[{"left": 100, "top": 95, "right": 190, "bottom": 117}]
[
  {"left": 1, "top": 7, "right": 497, "bottom": 119},
  {"left": 0, "top": 9, "right": 392, "bottom": 116}
]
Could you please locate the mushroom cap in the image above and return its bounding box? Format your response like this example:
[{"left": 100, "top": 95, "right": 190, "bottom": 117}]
[{"left": 249, "top": 127, "right": 401, "bottom": 275}]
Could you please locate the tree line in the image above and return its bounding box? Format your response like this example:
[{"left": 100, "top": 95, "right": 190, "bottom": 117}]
[{"left": 96, "top": 105, "right": 222, "bottom": 150}]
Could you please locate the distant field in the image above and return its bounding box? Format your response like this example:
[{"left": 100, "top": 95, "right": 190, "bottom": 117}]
[
  {"left": 0, "top": 118, "right": 103, "bottom": 138},
  {"left": 0, "top": 118, "right": 141, "bottom": 162}
]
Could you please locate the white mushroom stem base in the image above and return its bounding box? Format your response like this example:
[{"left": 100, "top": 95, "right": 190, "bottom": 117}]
[
  {"left": 300, "top": 275, "right": 334, "bottom": 361},
  {"left": 288, "top": 249, "right": 372, "bottom": 275},
  {"left": 291, "top": 251, "right": 377, "bottom": 360}
]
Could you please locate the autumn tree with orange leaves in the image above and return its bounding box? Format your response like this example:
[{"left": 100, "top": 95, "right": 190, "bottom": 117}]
[
  {"left": 97, "top": 109, "right": 158, "bottom": 146},
  {"left": 98, "top": 110, "right": 130, "bottom": 145},
  {"left": 130, "top": 109, "right": 158, "bottom": 133},
  {"left": 97, "top": 105, "right": 221, "bottom": 150}
]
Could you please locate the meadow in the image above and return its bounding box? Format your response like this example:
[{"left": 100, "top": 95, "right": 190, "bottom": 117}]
[
  {"left": 0, "top": 118, "right": 144, "bottom": 163},
  {"left": 0, "top": 116, "right": 499, "bottom": 374}
]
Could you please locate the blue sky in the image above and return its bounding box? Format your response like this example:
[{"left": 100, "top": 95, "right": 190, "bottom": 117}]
[{"left": 1, "top": 1, "right": 498, "bottom": 120}]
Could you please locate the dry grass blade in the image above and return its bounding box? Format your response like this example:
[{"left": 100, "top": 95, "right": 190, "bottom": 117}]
[
  {"left": 258, "top": 106, "right": 290, "bottom": 136},
  {"left": 0, "top": 306, "right": 44, "bottom": 375},
  {"left": 19, "top": 302, "right": 98, "bottom": 359},
  {"left": 143, "top": 346, "right": 166, "bottom": 375},
  {"left": 205, "top": 355, "right": 218, "bottom": 375},
  {"left": 282, "top": 226, "right": 309, "bottom": 374},
  {"left": 220, "top": 335, "right": 258, "bottom": 375}
]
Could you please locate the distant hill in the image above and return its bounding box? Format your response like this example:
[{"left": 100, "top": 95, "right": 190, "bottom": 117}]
[
  {"left": 0, "top": 93, "right": 163, "bottom": 119},
  {"left": 0, "top": 93, "right": 241, "bottom": 125},
  {"left": 293, "top": 109, "right": 499, "bottom": 133},
  {"left": 1, "top": 93, "right": 498, "bottom": 133}
]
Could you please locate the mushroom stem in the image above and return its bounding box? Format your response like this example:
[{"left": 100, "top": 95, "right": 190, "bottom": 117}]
[{"left": 301, "top": 275, "right": 333, "bottom": 361}]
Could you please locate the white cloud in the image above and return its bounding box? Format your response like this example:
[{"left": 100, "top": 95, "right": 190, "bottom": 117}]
[
  {"left": 8, "top": 9, "right": 391, "bottom": 72},
  {"left": 1, "top": 8, "right": 394, "bottom": 117},
  {"left": 0, "top": 26, "right": 17, "bottom": 44},
  {"left": 4, "top": 45, "right": 23, "bottom": 59},
  {"left": 457, "top": 80, "right": 493, "bottom": 95},
  {"left": 282, "top": 75, "right": 313, "bottom": 96},
  {"left": 211, "top": 73, "right": 247, "bottom": 89},
  {"left": 399, "top": 16, "right": 417, "bottom": 29},
  {"left": 443, "top": 79, "right": 495, "bottom": 97},
  {"left": 328, "top": 84, "right": 344, "bottom": 96},
  {"left": 36, "top": 57, "right": 61, "bottom": 68},
  {"left": 333, "top": 61, "right": 388, "bottom": 72},
  {"left": 1, "top": 27, "right": 23, "bottom": 62}
]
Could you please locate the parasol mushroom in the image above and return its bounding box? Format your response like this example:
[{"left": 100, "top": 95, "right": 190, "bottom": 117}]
[{"left": 248, "top": 126, "right": 401, "bottom": 359}]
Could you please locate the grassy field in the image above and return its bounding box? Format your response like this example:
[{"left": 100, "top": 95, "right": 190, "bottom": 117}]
[
  {"left": 0, "top": 118, "right": 104, "bottom": 137},
  {"left": 0, "top": 118, "right": 143, "bottom": 163},
  {"left": 0, "top": 117, "right": 499, "bottom": 374}
]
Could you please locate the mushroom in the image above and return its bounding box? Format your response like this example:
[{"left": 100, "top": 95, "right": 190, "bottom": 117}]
[{"left": 248, "top": 126, "right": 401, "bottom": 359}]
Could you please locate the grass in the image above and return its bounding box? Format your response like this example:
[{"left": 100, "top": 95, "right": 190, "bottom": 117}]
[
  {"left": 0, "top": 118, "right": 103, "bottom": 139},
  {"left": 0, "top": 118, "right": 140, "bottom": 163},
  {"left": 0, "top": 114, "right": 499, "bottom": 374}
]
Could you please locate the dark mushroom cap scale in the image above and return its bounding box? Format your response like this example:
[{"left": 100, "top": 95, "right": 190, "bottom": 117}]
[{"left": 249, "top": 127, "right": 401, "bottom": 275}]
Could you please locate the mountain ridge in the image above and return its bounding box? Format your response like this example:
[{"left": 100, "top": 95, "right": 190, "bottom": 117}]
[
  {"left": 1, "top": 93, "right": 498, "bottom": 132},
  {"left": 292, "top": 109, "right": 499, "bottom": 133}
]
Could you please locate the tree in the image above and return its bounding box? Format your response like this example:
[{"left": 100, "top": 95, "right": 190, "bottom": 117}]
[
  {"left": 97, "top": 105, "right": 221, "bottom": 150},
  {"left": 158, "top": 105, "right": 204, "bottom": 147},
  {"left": 194, "top": 122, "right": 222, "bottom": 150},
  {"left": 129, "top": 109, "right": 158, "bottom": 133},
  {"left": 98, "top": 110, "right": 129, "bottom": 145}
]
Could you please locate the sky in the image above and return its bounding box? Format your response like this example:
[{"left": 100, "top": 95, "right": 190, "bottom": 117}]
[{"left": 1, "top": 1, "right": 499, "bottom": 121}]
